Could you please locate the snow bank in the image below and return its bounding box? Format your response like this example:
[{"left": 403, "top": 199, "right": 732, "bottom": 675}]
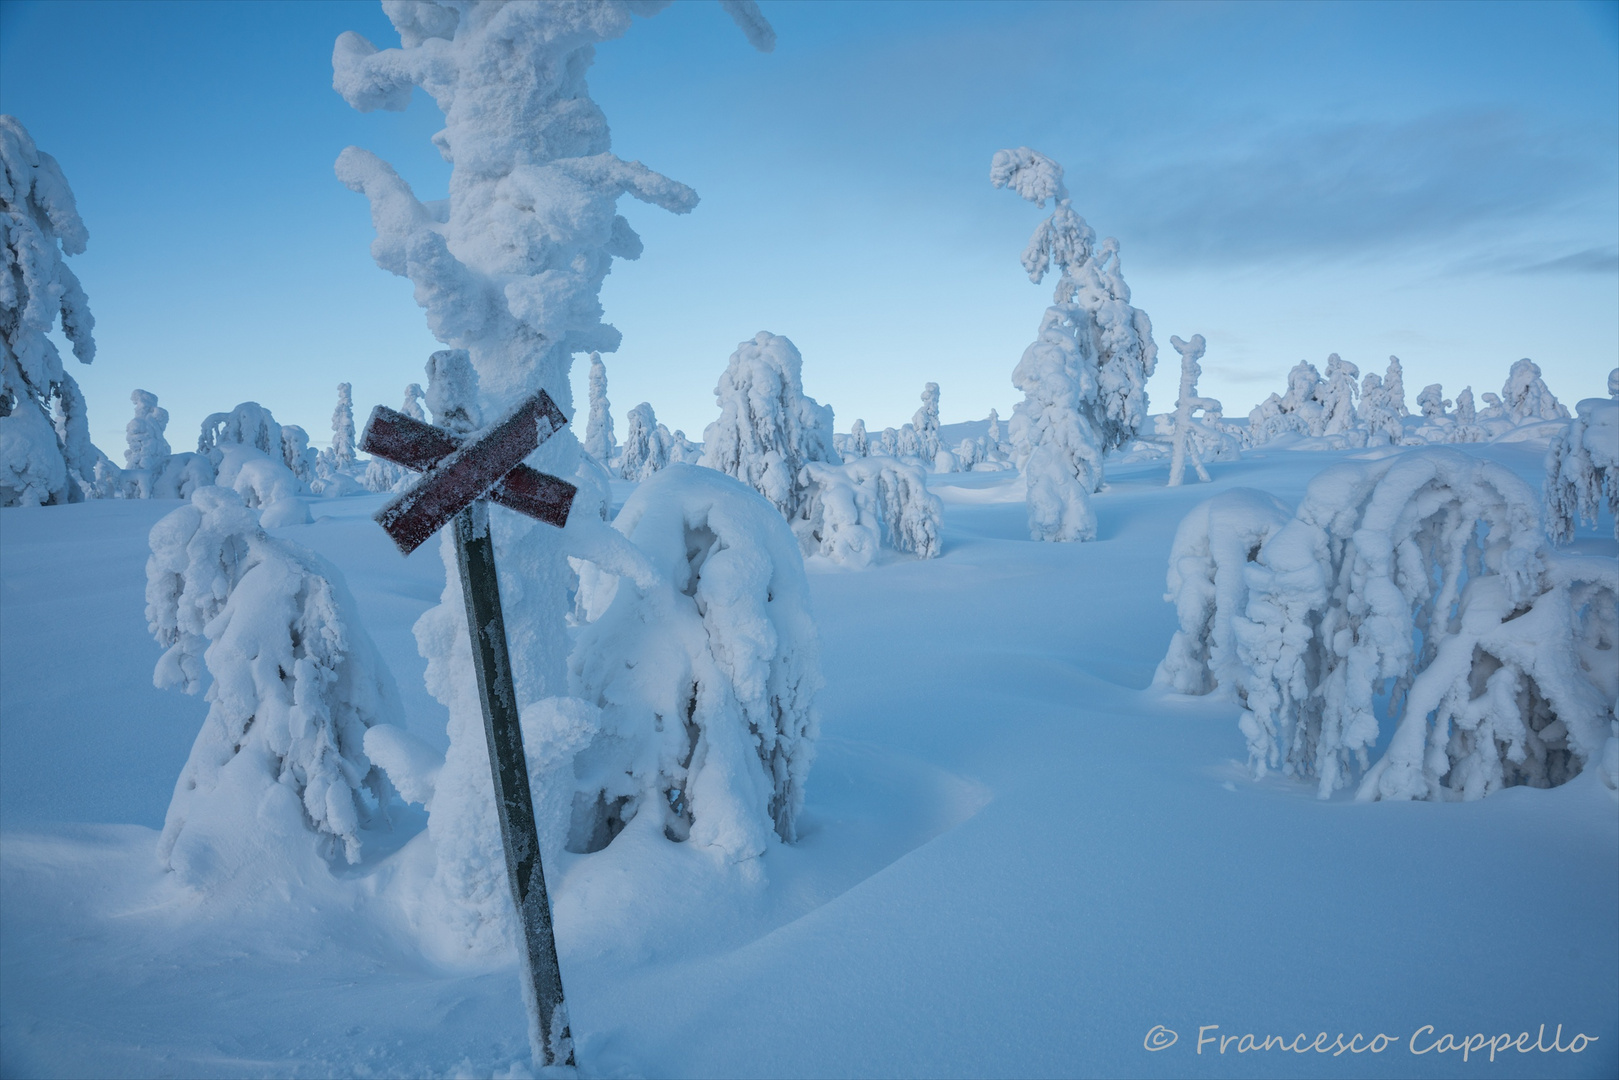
[{"left": 145, "top": 486, "right": 400, "bottom": 881}]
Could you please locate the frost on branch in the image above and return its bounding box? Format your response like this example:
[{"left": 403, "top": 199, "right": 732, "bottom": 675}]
[
  {"left": 1546, "top": 397, "right": 1619, "bottom": 542},
  {"left": 797, "top": 457, "right": 943, "bottom": 567},
  {"left": 1152, "top": 488, "right": 1291, "bottom": 696},
  {"left": 569, "top": 464, "right": 821, "bottom": 862},
  {"left": 146, "top": 486, "right": 399, "bottom": 881},
  {"left": 1, "top": 114, "right": 104, "bottom": 506},
  {"left": 700, "top": 331, "right": 840, "bottom": 518},
  {"left": 1188, "top": 448, "right": 1618, "bottom": 801}
]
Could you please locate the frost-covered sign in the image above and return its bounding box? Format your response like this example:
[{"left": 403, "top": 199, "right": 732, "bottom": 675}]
[{"left": 361, "top": 391, "right": 578, "bottom": 1066}]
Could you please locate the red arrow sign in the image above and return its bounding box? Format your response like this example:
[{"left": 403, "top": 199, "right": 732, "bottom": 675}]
[{"left": 362, "top": 390, "right": 577, "bottom": 554}]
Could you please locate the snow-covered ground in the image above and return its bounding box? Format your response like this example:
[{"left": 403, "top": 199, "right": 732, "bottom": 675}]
[{"left": 2, "top": 444, "right": 1614, "bottom": 1079}]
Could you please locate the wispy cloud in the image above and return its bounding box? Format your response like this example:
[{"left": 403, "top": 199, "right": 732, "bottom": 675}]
[
  {"left": 1080, "top": 110, "right": 1613, "bottom": 266},
  {"left": 1512, "top": 246, "right": 1619, "bottom": 275}
]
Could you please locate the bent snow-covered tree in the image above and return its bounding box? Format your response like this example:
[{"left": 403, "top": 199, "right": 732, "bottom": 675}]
[
  {"left": 700, "top": 330, "right": 839, "bottom": 517},
  {"left": 1168, "top": 449, "right": 1617, "bottom": 801},
  {"left": 1, "top": 115, "right": 102, "bottom": 506},
  {"left": 992, "top": 148, "right": 1106, "bottom": 541},
  {"left": 146, "top": 486, "right": 399, "bottom": 881},
  {"left": 569, "top": 465, "right": 821, "bottom": 861}
]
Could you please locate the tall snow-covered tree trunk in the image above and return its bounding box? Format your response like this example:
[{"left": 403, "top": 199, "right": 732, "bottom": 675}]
[
  {"left": 1167, "top": 333, "right": 1218, "bottom": 487},
  {"left": 1, "top": 115, "right": 102, "bottom": 506}
]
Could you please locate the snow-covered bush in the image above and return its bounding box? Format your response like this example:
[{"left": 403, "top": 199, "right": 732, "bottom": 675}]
[
  {"left": 584, "top": 352, "right": 616, "bottom": 466},
  {"left": 912, "top": 383, "right": 941, "bottom": 464},
  {"left": 620, "top": 400, "right": 670, "bottom": 481},
  {"left": 1501, "top": 358, "right": 1568, "bottom": 424},
  {"left": 1152, "top": 488, "right": 1291, "bottom": 695},
  {"left": 1546, "top": 397, "right": 1619, "bottom": 542},
  {"left": 146, "top": 485, "right": 399, "bottom": 880},
  {"left": 1, "top": 115, "right": 103, "bottom": 506},
  {"left": 569, "top": 464, "right": 821, "bottom": 860},
  {"left": 1165, "top": 333, "right": 1226, "bottom": 487},
  {"left": 1247, "top": 361, "right": 1325, "bottom": 444},
  {"left": 700, "top": 331, "right": 839, "bottom": 517},
  {"left": 796, "top": 457, "right": 943, "bottom": 566},
  {"left": 1211, "top": 449, "right": 1615, "bottom": 801},
  {"left": 992, "top": 147, "right": 1108, "bottom": 542}
]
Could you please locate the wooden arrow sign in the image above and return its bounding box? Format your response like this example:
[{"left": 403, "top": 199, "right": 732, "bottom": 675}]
[{"left": 361, "top": 388, "right": 577, "bottom": 1068}]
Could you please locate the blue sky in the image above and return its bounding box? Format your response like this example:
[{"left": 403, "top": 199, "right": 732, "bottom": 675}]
[{"left": 2, "top": 0, "right": 1615, "bottom": 453}]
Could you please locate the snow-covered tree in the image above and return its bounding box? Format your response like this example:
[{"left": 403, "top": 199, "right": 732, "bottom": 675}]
[
  {"left": 195, "top": 402, "right": 310, "bottom": 522},
  {"left": 146, "top": 485, "right": 400, "bottom": 881},
  {"left": 1382, "top": 355, "right": 1409, "bottom": 417},
  {"left": 1359, "top": 372, "right": 1402, "bottom": 445},
  {"left": 986, "top": 408, "right": 1003, "bottom": 449},
  {"left": 1177, "top": 449, "right": 1618, "bottom": 801},
  {"left": 879, "top": 426, "right": 898, "bottom": 457},
  {"left": 700, "top": 331, "right": 839, "bottom": 517},
  {"left": 568, "top": 464, "right": 820, "bottom": 858},
  {"left": 848, "top": 418, "right": 869, "bottom": 458},
  {"left": 1, "top": 115, "right": 103, "bottom": 506},
  {"left": 1546, "top": 397, "right": 1619, "bottom": 542},
  {"left": 363, "top": 383, "right": 430, "bottom": 492},
  {"left": 1152, "top": 488, "right": 1292, "bottom": 695},
  {"left": 667, "top": 428, "right": 701, "bottom": 464},
  {"left": 583, "top": 352, "right": 616, "bottom": 465},
  {"left": 1610, "top": 367, "right": 1619, "bottom": 400},
  {"left": 334, "top": 1, "right": 779, "bottom": 984},
  {"left": 402, "top": 381, "right": 426, "bottom": 421},
  {"left": 120, "top": 389, "right": 171, "bottom": 498},
  {"left": 1073, "top": 237, "right": 1157, "bottom": 451},
  {"left": 1166, "top": 333, "right": 1225, "bottom": 487},
  {"left": 912, "top": 382, "right": 941, "bottom": 464},
  {"left": 895, "top": 423, "right": 921, "bottom": 460},
  {"left": 619, "top": 400, "right": 670, "bottom": 481},
  {"left": 1501, "top": 357, "right": 1568, "bottom": 424},
  {"left": 329, "top": 382, "right": 357, "bottom": 470},
  {"left": 1247, "top": 360, "right": 1326, "bottom": 445},
  {"left": 797, "top": 457, "right": 943, "bottom": 566},
  {"left": 992, "top": 147, "right": 1107, "bottom": 541},
  {"left": 1417, "top": 383, "right": 1449, "bottom": 420},
  {"left": 1318, "top": 353, "right": 1361, "bottom": 439}
]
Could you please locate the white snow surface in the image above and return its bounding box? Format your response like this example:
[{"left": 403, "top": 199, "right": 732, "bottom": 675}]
[{"left": 2, "top": 441, "right": 1615, "bottom": 1078}]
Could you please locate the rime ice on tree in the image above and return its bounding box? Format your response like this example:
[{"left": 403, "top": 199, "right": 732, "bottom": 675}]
[
  {"left": 619, "top": 401, "right": 670, "bottom": 481},
  {"left": 700, "top": 331, "right": 839, "bottom": 517},
  {"left": 991, "top": 147, "right": 1107, "bottom": 541},
  {"left": 1166, "top": 333, "right": 1224, "bottom": 487},
  {"left": 583, "top": 352, "right": 617, "bottom": 466},
  {"left": 1, "top": 115, "right": 104, "bottom": 506}
]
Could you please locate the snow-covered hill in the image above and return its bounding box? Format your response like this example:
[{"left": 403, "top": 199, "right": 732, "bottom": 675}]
[{"left": 2, "top": 442, "right": 1614, "bottom": 1078}]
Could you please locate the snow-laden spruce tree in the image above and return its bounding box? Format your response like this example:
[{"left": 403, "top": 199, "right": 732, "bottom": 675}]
[
  {"left": 329, "top": 382, "right": 357, "bottom": 471},
  {"left": 1071, "top": 236, "right": 1157, "bottom": 451},
  {"left": 196, "top": 401, "right": 311, "bottom": 523},
  {"left": 992, "top": 147, "right": 1106, "bottom": 541},
  {"left": 913, "top": 382, "right": 941, "bottom": 464},
  {"left": 1165, "top": 333, "right": 1225, "bottom": 487},
  {"left": 797, "top": 457, "right": 942, "bottom": 566},
  {"left": 122, "top": 389, "right": 171, "bottom": 497},
  {"left": 1382, "top": 355, "right": 1409, "bottom": 417},
  {"left": 1152, "top": 488, "right": 1292, "bottom": 695},
  {"left": 700, "top": 330, "right": 839, "bottom": 517},
  {"left": 1451, "top": 386, "right": 1484, "bottom": 442},
  {"left": 584, "top": 351, "right": 616, "bottom": 466},
  {"left": 1191, "top": 449, "right": 1618, "bottom": 801},
  {"left": 1318, "top": 353, "right": 1361, "bottom": 439},
  {"left": 568, "top": 464, "right": 821, "bottom": 860},
  {"left": 1501, "top": 357, "right": 1568, "bottom": 424},
  {"left": 1359, "top": 372, "right": 1402, "bottom": 445},
  {"left": 1546, "top": 396, "right": 1619, "bottom": 542},
  {"left": 1, "top": 115, "right": 104, "bottom": 506},
  {"left": 848, "top": 418, "right": 869, "bottom": 458},
  {"left": 146, "top": 485, "right": 400, "bottom": 881},
  {"left": 335, "top": 0, "right": 781, "bottom": 954},
  {"left": 1246, "top": 360, "right": 1326, "bottom": 445},
  {"left": 620, "top": 400, "right": 670, "bottom": 480},
  {"left": 1417, "top": 383, "right": 1449, "bottom": 421}
]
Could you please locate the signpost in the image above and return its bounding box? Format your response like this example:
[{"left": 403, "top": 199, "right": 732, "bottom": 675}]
[{"left": 362, "top": 390, "right": 579, "bottom": 1068}]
